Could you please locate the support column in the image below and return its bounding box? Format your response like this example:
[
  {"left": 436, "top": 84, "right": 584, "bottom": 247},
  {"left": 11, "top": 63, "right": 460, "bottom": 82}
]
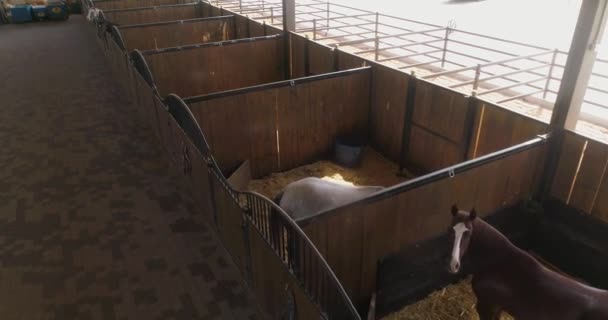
[
  {"left": 552, "top": 0, "right": 608, "bottom": 131},
  {"left": 282, "top": 0, "right": 296, "bottom": 31},
  {"left": 541, "top": 0, "right": 608, "bottom": 199}
]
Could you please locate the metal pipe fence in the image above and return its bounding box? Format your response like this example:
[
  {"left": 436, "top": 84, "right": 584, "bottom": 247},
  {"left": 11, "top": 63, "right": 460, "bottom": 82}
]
[{"left": 210, "top": 0, "right": 608, "bottom": 125}]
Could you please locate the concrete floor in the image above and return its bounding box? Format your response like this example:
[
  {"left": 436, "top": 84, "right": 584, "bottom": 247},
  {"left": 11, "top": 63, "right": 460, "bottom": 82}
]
[{"left": 0, "top": 16, "right": 260, "bottom": 320}]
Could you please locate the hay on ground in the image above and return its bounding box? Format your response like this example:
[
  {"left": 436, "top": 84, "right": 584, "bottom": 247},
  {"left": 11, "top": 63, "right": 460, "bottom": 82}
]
[
  {"left": 382, "top": 277, "right": 514, "bottom": 320},
  {"left": 246, "top": 147, "right": 414, "bottom": 198}
]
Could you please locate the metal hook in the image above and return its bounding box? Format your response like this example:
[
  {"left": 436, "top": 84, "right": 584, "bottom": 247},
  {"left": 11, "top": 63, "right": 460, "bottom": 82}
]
[
  {"left": 448, "top": 168, "right": 455, "bottom": 178},
  {"left": 289, "top": 80, "right": 295, "bottom": 86}
]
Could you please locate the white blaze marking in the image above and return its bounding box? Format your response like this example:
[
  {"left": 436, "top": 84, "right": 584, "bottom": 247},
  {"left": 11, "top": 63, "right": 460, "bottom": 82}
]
[{"left": 450, "top": 222, "right": 469, "bottom": 273}]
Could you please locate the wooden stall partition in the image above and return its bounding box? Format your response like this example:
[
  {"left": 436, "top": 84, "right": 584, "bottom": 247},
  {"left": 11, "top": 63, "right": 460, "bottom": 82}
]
[
  {"left": 186, "top": 67, "right": 371, "bottom": 178},
  {"left": 230, "top": 13, "right": 281, "bottom": 39},
  {"left": 247, "top": 223, "right": 326, "bottom": 319},
  {"left": 210, "top": 175, "right": 248, "bottom": 271},
  {"left": 131, "top": 65, "right": 159, "bottom": 129},
  {"left": 406, "top": 79, "right": 472, "bottom": 171},
  {"left": 108, "top": 31, "right": 127, "bottom": 82},
  {"left": 369, "top": 63, "right": 410, "bottom": 163},
  {"left": 470, "top": 99, "right": 548, "bottom": 158},
  {"left": 290, "top": 33, "right": 309, "bottom": 78},
  {"left": 188, "top": 89, "right": 280, "bottom": 179},
  {"left": 301, "top": 137, "right": 548, "bottom": 306},
  {"left": 109, "top": 29, "right": 134, "bottom": 88},
  {"left": 102, "top": 3, "right": 203, "bottom": 26},
  {"left": 277, "top": 68, "right": 371, "bottom": 171},
  {"left": 144, "top": 35, "right": 285, "bottom": 97},
  {"left": 94, "top": 0, "right": 190, "bottom": 11},
  {"left": 550, "top": 131, "right": 608, "bottom": 223},
  {"left": 337, "top": 50, "right": 368, "bottom": 71},
  {"left": 119, "top": 16, "right": 235, "bottom": 52},
  {"left": 308, "top": 41, "right": 335, "bottom": 75}
]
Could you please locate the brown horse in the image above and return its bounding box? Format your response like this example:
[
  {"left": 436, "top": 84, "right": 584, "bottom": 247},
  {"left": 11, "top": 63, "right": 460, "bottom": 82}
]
[{"left": 448, "top": 205, "right": 608, "bottom": 320}]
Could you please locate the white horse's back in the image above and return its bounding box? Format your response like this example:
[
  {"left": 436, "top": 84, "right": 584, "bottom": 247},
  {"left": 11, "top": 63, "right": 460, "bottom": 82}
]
[{"left": 277, "top": 177, "right": 383, "bottom": 221}]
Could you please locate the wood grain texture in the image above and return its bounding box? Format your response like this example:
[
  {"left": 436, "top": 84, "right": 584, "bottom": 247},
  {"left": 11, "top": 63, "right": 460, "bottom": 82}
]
[
  {"left": 146, "top": 37, "right": 285, "bottom": 97},
  {"left": 277, "top": 71, "right": 371, "bottom": 171},
  {"left": 248, "top": 225, "right": 323, "bottom": 319},
  {"left": 95, "top": 0, "right": 189, "bottom": 11},
  {"left": 473, "top": 100, "right": 548, "bottom": 157},
  {"left": 188, "top": 70, "right": 371, "bottom": 178},
  {"left": 370, "top": 64, "right": 409, "bottom": 163},
  {"left": 120, "top": 17, "right": 234, "bottom": 52},
  {"left": 212, "top": 177, "right": 247, "bottom": 271},
  {"left": 569, "top": 139, "right": 608, "bottom": 213},
  {"left": 189, "top": 90, "right": 280, "bottom": 178},
  {"left": 104, "top": 4, "right": 203, "bottom": 26},
  {"left": 551, "top": 131, "right": 586, "bottom": 203}
]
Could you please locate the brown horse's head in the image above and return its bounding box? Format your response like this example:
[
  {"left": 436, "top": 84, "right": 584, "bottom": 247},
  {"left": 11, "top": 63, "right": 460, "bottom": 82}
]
[{"left": 447, "top": 204, "right": 477, "bottom": 274}]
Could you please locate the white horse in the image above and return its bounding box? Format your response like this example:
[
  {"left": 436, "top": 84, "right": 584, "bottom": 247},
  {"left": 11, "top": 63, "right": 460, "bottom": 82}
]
[
  {"left": 86, "top": 8, "right": 101, "bottom": 22},
  {"left": 274, "top": 177, "right": 383, "bottom": 221}
]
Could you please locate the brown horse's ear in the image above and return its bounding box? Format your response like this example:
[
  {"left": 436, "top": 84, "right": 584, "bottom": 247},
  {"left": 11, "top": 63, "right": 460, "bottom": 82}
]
[
  {"left": 451, "top": 205, "right": 458, "bottom": 216},
  {"left": 470, "top": 208, "right": 477, "bottom": 220}
]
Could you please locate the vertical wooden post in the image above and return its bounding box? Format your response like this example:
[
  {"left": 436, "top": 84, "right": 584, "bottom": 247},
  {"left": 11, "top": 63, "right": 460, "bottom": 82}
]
[
  {"left": 540, "top": 0, "right": 608, "bottom": 199},
  {"left": 304, "top": 35, "right": 310, "bottom": 76},
  {"left": 461, "top": 96, "right": 479, "bottom": 161},
  {"left": 333, "top": 46, "right": 339, "bottom": 71},
  {"left": 313, "top": 19, "right": 317, "bottom": 40},
  {"left": 399, "top": 73, "right": 418, "bottom": 172}
]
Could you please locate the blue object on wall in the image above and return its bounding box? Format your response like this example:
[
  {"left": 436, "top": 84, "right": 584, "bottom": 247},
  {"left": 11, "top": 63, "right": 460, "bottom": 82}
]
[{"left": 10, "top": 5, "right": 33, "bottom": 23}]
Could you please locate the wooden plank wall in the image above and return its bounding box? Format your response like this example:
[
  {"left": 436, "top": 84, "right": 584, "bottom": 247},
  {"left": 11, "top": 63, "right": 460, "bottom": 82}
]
[
  {"left": 369, "top": 64, "right": 409, "bottom": 163},
  {"left": 231, "top": 13, "right": 282, "bottom": 39},
  {"left": 145, "top": 37, "right": 285, "bottom": 97},
  {"left": 95, "top": 0, "right": 188, "bottom": 11},
  {"left": 302, "top": 142, "right": 547, "bottom": 306},
  {"left": 103, "top": 4, "right": 202, "bottom": 26},
  {"left": 290, "top": 34, "right": 307, "bottom": 78},
  {"left": 189, "top": 90, "right": 280, "bottom": 178},
  {"left": 290, "top": 33, "right": 335, "bottom": 79},
  {"left": 120, "top": 17, "right": 235, "bottom": 52},
  {"left": 334, "top": 50, "right": 549, "bottom": 172},
  {"left": 470, "top": 100, "right": 548, "bottom": 158},
  {"left": 248, "top": 224, "right": 325, "bottom": 319},
  {"left": 407, "top": 80, "right": 470, "bottom": 170},
  {"left": 551, "top": 131, "right": 608, "bottom": 223},
  {"left": 308, "top": 41, "right": 335, "bottom": 75},
  {"left": 188, "top": 70, "right": 371, "bottom": 178},
  {"left": 277, "top": 70, "right": 370, "bottom": 171}
]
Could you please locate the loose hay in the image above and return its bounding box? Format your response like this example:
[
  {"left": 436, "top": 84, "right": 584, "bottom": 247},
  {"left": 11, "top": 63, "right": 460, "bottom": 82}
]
[
  {"left": 382, "top": 277, "right": 514, "bottom": 320},
  {"left": 246, "top": 147, "right": 413, "bottom": 198}
]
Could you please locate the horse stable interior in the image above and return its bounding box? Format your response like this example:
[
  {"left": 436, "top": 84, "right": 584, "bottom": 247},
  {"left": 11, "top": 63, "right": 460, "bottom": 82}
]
[{"left": 4, "top": 0, "right": 607, "bottom": 318}]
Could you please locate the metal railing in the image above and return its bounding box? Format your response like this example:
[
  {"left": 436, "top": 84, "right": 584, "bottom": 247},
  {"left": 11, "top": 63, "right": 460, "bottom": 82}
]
[
  {"left": 207, "top": 0, "right": 608, "bottom": 140},
  {"left": 165, "top": 93, "right": 361, "bottom": 319}
]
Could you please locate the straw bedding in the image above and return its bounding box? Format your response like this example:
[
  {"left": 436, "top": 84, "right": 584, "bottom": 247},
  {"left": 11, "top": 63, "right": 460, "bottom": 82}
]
[
  {"left": 246, "top": 147, "right": 414, "bottom": 198},
  {"left": 382, "top": 277, "right": 514, "bottom": 320}
]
